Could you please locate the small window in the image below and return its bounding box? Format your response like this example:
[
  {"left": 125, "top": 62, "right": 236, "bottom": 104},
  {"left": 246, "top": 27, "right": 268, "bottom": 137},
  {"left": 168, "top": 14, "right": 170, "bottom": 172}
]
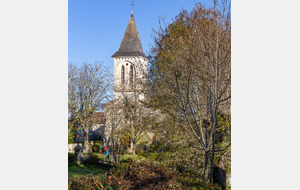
[{"left": 121, "top": 65, "right": 125, "bottom": 85}]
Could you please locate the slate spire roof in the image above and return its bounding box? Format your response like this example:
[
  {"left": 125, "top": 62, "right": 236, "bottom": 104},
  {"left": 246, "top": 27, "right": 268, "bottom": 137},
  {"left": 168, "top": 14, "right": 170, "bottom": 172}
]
[{"left": 112, "top": 12, "right": 147, "bottom": 58}]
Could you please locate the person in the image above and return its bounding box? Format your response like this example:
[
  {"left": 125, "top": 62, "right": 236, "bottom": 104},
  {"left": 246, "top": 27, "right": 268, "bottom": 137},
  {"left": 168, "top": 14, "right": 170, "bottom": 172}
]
[
  {"left": 105, "top": 145, "right": 109, "bottom": 160},
  {"left": 100, "top": 144, "right": 105, "bottom": 155},
  {"left": 100, "top": 144, "right": 104, "bottom": 155}
]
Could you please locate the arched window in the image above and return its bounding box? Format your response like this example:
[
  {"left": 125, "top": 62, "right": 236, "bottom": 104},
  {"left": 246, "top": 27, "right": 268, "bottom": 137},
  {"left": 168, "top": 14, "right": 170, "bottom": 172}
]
[
  {"left": 121, "top": 65, "right": 125, "bottom": 85},
  {"left": 130, "top": 65, "right": 133, "bottom": 86}
]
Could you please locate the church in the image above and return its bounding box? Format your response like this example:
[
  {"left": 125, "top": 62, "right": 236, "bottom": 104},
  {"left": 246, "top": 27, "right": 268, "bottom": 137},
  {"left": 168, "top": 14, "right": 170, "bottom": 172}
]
[
  {"left": 103, "top": 10, "right": 150, "bottom": 153},
  {"left": 69, "top": 11, "right": 150, "bottom": 153}
]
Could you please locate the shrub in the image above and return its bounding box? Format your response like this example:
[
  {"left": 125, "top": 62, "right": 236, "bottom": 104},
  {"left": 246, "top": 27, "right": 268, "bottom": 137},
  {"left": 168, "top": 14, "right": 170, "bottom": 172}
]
[
  {"left": 68, "top": 159, "right": 222, "bottom": 189},
  {"left": 68, "top": 174, "right": 118, "bottom": 190},
  {"left": 135, "top": 144, "right": 145, "bottom": 155},
  {"left": 68, "top": 152, "right": 76, "bottom": 164},
  {"left": 92, "top": 141, "right": 102, "bottom": 153},
  {"left": 81, "top": 154, "right": 102, "bottom": 166}
]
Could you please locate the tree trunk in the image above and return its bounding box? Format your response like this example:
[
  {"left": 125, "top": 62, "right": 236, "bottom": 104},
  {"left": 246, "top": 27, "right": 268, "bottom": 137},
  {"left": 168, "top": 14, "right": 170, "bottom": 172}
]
[
  {"left": 210, "top": 130, "right": 216, "bottom": 183},
  {"left": 131, "top": 142, "right": 136, "bottom": 154},
  {"left": 83, "top": 129, "right": 90, "bottom": 152},
  {"left": 128, "top": 139, "right": 136, "bottom": 154},
  {"left": 203, "top": 150, "right": 210, "bottom": 180}
]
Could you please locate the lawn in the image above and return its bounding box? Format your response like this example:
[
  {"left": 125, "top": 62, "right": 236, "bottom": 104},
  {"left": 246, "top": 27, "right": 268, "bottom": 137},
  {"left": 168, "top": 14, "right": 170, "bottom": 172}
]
[
  {"left": 68, "top": 164, "right": 111, "bottom": 178},
  {"left": 68, "top": 153, "right": 146, "bottom": 178},
  {"left": 82, "top": 153, "right": 146, "bottom": 162}
]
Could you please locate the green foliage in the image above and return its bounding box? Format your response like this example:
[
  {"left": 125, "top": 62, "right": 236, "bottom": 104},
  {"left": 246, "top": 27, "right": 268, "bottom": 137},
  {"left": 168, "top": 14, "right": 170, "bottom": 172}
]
[
  {"left": 134, "top": 145, "right": 145, "bottom": 155},
  {"left": 81, "top": 153, "right": 146, "bottom": 164},
  {"left": 118, "top": 154, "right": 146, "bottom": 163},
  {"left": 68, "top": 125, "right": 76, "bottom": 144},
  {"left": 92, "top": 141, "right": 102, "bottom": 153},
  {"left": 68, "top": 152, "right": 76, "bottom": 164},
  {"left": 139, "top": 151, "right": 166, "bottom": 163},
  {"left": 215, "top": 113, "right": 231, "bottom": 175}
]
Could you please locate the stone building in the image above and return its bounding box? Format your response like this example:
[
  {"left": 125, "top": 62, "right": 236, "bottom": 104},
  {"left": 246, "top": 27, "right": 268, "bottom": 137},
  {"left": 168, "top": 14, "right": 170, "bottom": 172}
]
[{"left": 69, "top": 11, "right": 151, "bottom": 153}]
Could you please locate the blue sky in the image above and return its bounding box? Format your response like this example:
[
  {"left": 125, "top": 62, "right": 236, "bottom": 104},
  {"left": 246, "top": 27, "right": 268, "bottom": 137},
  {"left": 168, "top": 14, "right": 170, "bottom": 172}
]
[{"left": 68, "top": 0, "right": 214, "bottom": 74}]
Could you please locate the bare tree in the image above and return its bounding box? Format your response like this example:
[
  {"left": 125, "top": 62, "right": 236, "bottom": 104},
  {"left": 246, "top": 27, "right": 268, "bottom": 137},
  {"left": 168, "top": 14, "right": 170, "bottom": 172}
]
[
  {"left": 68, "top": 61, "right": 113, "bottom": 152},
  {"left": 103, "top": 100, "right": 124, "bottom": 152},
  {"left": 149, "top": 1, "right": 231, "bottom": 181},
  {"left": 109, "top": 58, "right": 153, "bottom": 155}
]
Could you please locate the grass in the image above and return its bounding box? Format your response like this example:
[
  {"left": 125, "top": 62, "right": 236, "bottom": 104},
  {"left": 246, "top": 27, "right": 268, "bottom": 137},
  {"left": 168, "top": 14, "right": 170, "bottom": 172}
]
[
  {"left": 117, "top": 153, "right": 147, "bottom": 161},
  {"left": 68, "top": 164, "right": 111, "bottom": 178},
  {"left": 82, "top": 152, "right": 146, "bottom": 161},
  {"left": 68, "top": 152, "right": 146, "bottom": 178}
]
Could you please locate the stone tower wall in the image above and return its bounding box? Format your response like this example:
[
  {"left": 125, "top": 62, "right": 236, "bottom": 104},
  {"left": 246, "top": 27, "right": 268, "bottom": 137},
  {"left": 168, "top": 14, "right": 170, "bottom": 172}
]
[{"left": 113, "top": 56, "right": 148, "bottom": 100}]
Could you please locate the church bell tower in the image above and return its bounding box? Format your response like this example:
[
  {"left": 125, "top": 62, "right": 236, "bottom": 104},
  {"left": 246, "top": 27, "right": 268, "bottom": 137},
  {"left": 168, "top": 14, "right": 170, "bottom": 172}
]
[{"left": 112, "top": 12, "right": 148, "bottom": 101}]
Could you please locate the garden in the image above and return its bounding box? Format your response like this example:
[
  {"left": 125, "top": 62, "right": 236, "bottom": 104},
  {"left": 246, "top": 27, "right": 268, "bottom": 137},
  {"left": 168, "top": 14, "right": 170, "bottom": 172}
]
[{"left": 68, "top": 152, "right": 223, "bottom": 190}]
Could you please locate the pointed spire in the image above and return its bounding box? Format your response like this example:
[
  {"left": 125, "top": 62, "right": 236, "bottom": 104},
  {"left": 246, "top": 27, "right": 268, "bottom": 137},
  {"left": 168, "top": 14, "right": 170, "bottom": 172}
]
[{"left": 112, "top": 13, "right": 147, "bottom": 58}]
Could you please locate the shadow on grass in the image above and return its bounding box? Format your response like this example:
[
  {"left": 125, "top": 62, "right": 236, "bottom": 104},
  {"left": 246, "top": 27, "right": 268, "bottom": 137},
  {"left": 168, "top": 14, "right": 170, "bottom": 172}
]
[{"left": 68, "top": 164, "right": 112, "bottom": 178}]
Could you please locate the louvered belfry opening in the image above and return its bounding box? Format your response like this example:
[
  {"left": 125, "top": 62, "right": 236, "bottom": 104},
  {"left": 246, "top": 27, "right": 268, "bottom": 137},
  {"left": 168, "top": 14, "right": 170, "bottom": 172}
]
[
  {"left": 130, "top": 65, "right": 133, "bottom": 87},
  {"left": 121, "top": 65, "right": 125, "bottom": 85}
]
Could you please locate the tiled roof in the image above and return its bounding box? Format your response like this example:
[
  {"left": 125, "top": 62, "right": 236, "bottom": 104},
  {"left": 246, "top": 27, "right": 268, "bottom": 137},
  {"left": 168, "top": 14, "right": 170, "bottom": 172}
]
[{"left": 90, "top": 112, "right": 104, "bottom": 124}]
